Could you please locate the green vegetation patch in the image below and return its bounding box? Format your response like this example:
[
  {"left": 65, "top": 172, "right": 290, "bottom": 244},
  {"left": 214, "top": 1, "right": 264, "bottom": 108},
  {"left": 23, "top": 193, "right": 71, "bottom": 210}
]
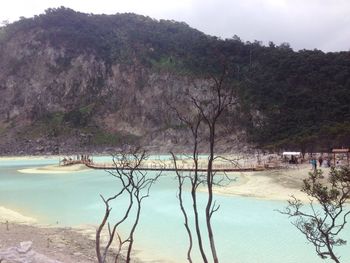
[
  {"left": 81, "top": 126, "right": 140, "bottom": 146},
  {"left": 63, "top": 103, "right": 96, "bottom": 128},
  {"left": 17, "top": 111, "right": 70, "bottom": 139},
  {"left": 0, "top": 126, "right": 7, "bottom": 136}
]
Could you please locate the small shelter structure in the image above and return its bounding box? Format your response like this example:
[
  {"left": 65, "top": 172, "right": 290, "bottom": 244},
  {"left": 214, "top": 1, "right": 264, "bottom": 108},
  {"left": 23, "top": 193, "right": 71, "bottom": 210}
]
[
  {"left": 332, "top": 148, "right": 350, "bottom": 166},
  {"left": 282, "top": 152, "right": 301, "bottom": 164}
]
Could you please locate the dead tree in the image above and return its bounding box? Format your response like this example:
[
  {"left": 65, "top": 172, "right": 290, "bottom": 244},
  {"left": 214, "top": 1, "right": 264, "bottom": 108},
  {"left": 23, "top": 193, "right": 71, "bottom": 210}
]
[
  {"left": 96, "top": 147, "right": 161, "bottom": 263},
  {"left": 170, "top": 103, "right": 208, "bottom": 262},
  {"left": 280, "top": 167, "right": 350, "bottom": 263},
  {"left": 171, "top": 152, "right": 194, "bottom": 263},
  {"left": 171, "top": 67, "right": 238, "bottom": 263}
]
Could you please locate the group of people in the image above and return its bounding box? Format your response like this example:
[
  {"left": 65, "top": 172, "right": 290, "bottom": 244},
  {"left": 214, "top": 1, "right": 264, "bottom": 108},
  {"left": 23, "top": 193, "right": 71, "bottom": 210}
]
[
  {"left": 60, "top": 154, "right": 92, "bottom": 165},
  {"left": 310, "top": 156, "right": 331, "bottom": 170}
]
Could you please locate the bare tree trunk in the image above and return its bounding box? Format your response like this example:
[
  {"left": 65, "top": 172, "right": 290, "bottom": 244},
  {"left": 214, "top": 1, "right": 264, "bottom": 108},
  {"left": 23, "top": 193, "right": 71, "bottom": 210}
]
[
  {"left": 171, "top": 152, "right": 193, "bottom": 263},
  {"left": 205, "top": 127, "right": 219, "bottom": 263},
  {"left": 180, "top": 178, "right": 194, "bottom": 263},
  {"left": 190, "top": 121, "right": 208, "bottom": 263},
  {"left": 192, "top": 186, "right": 209, "bottom": 263},
  {"left": 96, "top": 199, "right": 110, "bottom": 263},
  {"left": 191, "top": 157, "right": 208, "bottom": 263},
  {"left": 126, "top": 198, "right": 141, "bottom": 263},
  {"left": 325, "top": 236, "right": 340, "bottom": 263}
]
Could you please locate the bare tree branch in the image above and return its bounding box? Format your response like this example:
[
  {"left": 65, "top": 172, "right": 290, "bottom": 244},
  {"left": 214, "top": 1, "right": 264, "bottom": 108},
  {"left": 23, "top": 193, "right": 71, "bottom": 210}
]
[
  {"left": 96, "top": 146, "right": 161, "bottom": 263},
  {"left": 170, "top": 66, "right": 238, "bottom": 263}
]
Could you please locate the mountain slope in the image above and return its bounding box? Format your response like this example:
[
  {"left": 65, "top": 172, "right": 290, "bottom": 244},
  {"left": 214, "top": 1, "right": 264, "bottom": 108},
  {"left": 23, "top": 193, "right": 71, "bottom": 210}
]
[{"left": 0, "top": 7, "right": 349, "bottom": 154}]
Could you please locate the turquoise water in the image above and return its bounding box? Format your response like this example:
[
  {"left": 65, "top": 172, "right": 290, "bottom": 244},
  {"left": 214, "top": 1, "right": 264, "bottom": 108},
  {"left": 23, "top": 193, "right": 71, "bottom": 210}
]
[{"left": 0, "top": 158, "right": 349, "bottom": 263}]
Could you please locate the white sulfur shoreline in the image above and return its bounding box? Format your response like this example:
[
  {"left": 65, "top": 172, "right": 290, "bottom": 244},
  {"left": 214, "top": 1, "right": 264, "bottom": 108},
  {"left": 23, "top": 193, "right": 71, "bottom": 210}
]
[
  {"left": 18, "top": 164, "right": 91, "bottom": 174},
  {"left": 0, "top": 206, "right": 37, "bottom": 224},
  {"left": 209, "top": 164, "right": 332, "bottom": 202},
  {"left": 0, "top": 156, "right": 59, "bottom": 161}
]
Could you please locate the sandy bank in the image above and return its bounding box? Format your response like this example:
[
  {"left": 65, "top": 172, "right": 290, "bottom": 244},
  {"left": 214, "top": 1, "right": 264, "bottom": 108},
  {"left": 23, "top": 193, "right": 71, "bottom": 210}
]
[
  {"left": 18, "top": 164, "right": 91, "bottom": 174},
  {"left": 0, "top": 206, "right": 37, "bottom": 224},
  {"left": 212, "top": 165, "right": 331, "bottom": 202},
  {"left": 0, "top": 156, "right": 59, "bottom": 161}
]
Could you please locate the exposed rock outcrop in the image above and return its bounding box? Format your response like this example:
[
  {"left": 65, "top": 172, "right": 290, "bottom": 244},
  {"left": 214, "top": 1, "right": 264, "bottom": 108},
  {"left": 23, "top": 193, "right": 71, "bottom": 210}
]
[
  {"left": 0, "top": 241, "right": 62, "bottom": 263},
  {"left": 0, "top": 9, "right": 246, "bottom": 155}
]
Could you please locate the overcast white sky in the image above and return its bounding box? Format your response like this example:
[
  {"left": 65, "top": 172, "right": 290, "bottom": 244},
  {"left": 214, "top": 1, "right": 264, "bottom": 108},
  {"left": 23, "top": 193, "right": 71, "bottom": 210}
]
[{"left": 1, "top": 0, "right": 349, "bottom": 52}]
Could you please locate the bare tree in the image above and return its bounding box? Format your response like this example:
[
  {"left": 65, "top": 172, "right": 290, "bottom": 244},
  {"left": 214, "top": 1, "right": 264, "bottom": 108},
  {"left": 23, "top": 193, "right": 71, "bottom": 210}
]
[
  {"left": 171, "top": 152, "right": 194, "bottom": 263},
  {"left": 170, "top": 107, "right": 209, "bottom": 263},
  {"left": 171, "top": 66, "right": 238, "bottom": 263},
  {"left": 96, "top": 147, "right": 161, "bottom": 263},
  {"left": 280, "top": 167, "right": 350, "bottom": 263}
]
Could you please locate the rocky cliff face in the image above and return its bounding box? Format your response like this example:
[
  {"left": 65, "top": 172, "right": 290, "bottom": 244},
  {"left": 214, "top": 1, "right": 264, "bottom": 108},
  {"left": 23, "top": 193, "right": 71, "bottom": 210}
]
[{"left": 0, "top": 24, "right": 242, "bottom": 155}]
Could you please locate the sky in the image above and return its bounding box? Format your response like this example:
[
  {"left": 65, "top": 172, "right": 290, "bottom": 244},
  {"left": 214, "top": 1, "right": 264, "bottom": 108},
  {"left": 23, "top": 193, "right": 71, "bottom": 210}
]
[{"left": 0, "top": 0, "right": 349, "bottom": 52}]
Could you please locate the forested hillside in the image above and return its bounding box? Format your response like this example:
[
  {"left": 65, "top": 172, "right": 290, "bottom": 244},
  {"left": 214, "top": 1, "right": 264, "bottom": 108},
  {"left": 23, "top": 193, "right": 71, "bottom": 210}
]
[
  {"left": 0, "top": 7, "right": 349, "bottom": 154},
  {"left": 241, "top": 46, "right": 350, "bottom": 152}
]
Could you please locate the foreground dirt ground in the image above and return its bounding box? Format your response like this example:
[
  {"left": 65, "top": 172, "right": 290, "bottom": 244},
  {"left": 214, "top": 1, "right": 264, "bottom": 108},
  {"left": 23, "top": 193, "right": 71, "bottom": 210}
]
[{"left": 0, "top": 222, "right": 98, "bottom": 263}]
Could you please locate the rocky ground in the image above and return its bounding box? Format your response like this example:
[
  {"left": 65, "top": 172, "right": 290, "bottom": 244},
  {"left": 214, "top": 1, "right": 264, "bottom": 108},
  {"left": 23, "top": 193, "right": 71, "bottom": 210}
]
[
  {"left": 0, "top": 223, "right": 96, "bottom": 262},
  {"left": 0, "top": 222, "right": 126, "bottom": 263},
  {"left": 0, "top": 134, "right": 249, "bottom": 156},
  {"left": 0, "top": 136, "right": 107, "bottom": 156}
]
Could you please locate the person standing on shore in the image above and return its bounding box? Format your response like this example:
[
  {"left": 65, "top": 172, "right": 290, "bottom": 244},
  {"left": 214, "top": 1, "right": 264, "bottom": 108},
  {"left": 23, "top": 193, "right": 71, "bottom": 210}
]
[
  {"left": 310, "top": 158, "right": 317, "bottom": 171},
  {"left": 327, "top": 159, "right": 331, "bottom": 167},
  {"left": 318, "top": 156, "right": 323, "bottom": 167}
]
